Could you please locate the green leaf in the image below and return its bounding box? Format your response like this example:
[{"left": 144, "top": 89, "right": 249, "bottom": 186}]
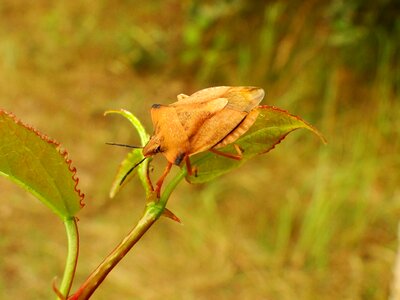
[
  {"left": 0, "top": 110, "right": 84, "bottom": 219},
  {"left": 104, "top": 109, "right": 149, "bottom": 145},
  {"left": 105, "top": 109, "right": 151, "bottom": 197},
  {"left": 108, "top": 148, "right": 144, "bottom": 198},
  {"left": 187, "top": 105, "right": 326, "bottom": 183}
]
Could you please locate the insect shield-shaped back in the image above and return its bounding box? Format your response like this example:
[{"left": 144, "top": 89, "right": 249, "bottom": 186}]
[
  {"left": 143, "top": 104, "right": 190, "bottom": 165},
  {"left": 143, "top": 86, "right": 265, "bottom": 166}
]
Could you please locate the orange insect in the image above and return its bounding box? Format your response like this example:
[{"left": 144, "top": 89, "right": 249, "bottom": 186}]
[{"left": 143, "top": 86, "right": 265, "bottom": 196}]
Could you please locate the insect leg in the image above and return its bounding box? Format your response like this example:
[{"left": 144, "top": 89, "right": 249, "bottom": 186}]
[
  {"left": 146, "top": 163, "right": 154, "bottom": 192},
  {"left": 209, "top": 144, "right": 243, "bottom": 160},
  {"left": 233, "top": 144, "right": 243, "bottom": 157},
  {"left": 185, "top": 155, "right": 193, "bottom": 176},
  {"left": 155, "top": 162, "right": 173, "bottom": 197}
]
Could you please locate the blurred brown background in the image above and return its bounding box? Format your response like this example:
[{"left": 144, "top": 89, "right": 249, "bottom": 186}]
[{"left": 0, "top": 0, "right": 399, "bottom": 299}]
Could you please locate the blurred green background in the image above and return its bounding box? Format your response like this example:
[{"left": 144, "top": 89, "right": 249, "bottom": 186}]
[{"left": 1, "top": 0, "right": 399, "bottom": 299}]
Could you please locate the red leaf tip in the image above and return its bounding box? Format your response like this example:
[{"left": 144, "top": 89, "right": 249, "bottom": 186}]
[{"left": 258, "top": 105, "right": 327, "bottom": 144}]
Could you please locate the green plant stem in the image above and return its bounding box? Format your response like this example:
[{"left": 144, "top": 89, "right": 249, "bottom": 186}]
[
  {"left": 138, "top": 158, "right": 153, "bottom": 197},
  {"left": 69, "top": 169, "right": 186, "bottom": 300},
  {"left": 69, "top": 207, "right": 158, "bottom": 300},
  {"left": 158, "top": 168, "right": 187, "bottom": 207},
  {"left": 57, "top": 217, "right": 79, "bottom": 300}
]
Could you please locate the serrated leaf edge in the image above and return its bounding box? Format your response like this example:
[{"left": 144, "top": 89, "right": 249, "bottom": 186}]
[
  {"left": 259, "top": 105, "right": 327, "bottom": 144},
  {"left": 0, "top": 110, "right": 85, "bottom": 207}
]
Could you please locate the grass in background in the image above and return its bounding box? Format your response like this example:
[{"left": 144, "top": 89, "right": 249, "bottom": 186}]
[{"left": 0, "top": 0, "right": 399, "bottom": 299}]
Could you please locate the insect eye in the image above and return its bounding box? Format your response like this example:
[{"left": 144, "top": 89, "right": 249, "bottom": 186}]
[{"left": 155, "top": 146, "right": 162, "bottom": 153}]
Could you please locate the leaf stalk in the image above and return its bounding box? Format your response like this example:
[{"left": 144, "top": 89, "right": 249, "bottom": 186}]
[{"left": 57, "top": 217, "right": 79, "bottom": 299}]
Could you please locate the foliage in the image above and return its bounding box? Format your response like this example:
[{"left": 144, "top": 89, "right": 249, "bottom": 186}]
[
  {"left": 0, "top": 110, "right": 84, "bottom": 218},
  {"left": 0, "top": 0, "right": 399, "bottom": 299},
  {"left": 188, "top": 106, "right": 325, "bottom": 183},
  {"left": 0, "top": 99, "right": 323, "bottom": 298}
]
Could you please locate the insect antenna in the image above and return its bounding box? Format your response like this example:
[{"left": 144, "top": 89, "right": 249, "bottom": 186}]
[
  {"left": 120, "top": 156, "right": 147, "bottom": 185},
  {"left": 106, "top": 142, "right": 146, "bottom": 185},
  {"left": 106, "top": 142, "right": 143, "bottom": 149}
]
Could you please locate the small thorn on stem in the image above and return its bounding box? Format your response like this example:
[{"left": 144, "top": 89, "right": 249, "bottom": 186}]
[
  {"left": 162, "top": 208, "right": 182, "bottom": 223},
  {"left": 52, "top": 277, "right": 66, "bottom": 300}
]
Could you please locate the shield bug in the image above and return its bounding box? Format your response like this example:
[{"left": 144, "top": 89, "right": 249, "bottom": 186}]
[{"left": 143, "top": 86, "right": 265, "bottom": 196}]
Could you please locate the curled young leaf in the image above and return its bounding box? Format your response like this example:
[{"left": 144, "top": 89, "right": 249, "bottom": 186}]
[
  {"left": 105, "top": 109, "right": 152, "bottom": 197},
  {"left": 104, "top": 109, "right": 149, "bottom": 145},
  {"left": 109, "top": 148, "right": 145, "bottom": 198}
]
